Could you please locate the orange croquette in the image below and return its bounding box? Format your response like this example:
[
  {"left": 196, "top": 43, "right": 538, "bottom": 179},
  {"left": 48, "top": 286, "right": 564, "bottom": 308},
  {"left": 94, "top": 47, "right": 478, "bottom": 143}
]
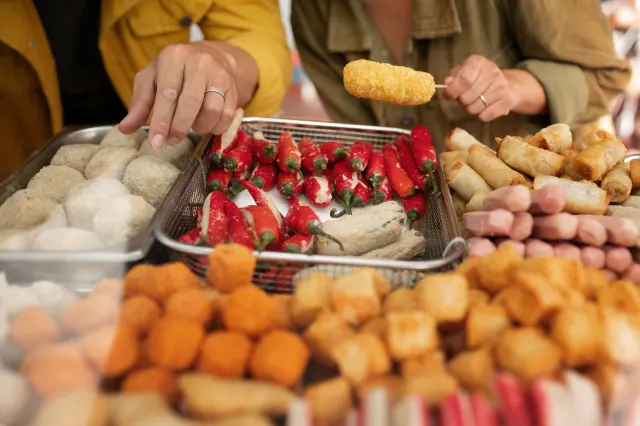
[
  {"left": 125, "top": 262, "right": 201, "bottom": 302},
  {"left": 146, "top": 316, "right": 205, "bottom": 371},
  {"left": 249, "top": 330, "right": 310, "bottom": 388},
  {"left": 164, "top": 288, "right": 215, "bottom": 326},
  {"left": 207, "top": 244, "right": 256, "bottom": 293},
  {"left": 221, "top": 286, "right": 276, "bottom": 337},
  {"left": 119, "top": 295, "right": 161, "bottom": 337},
  {"left": 197, "top": 331, "right": 253, "bottom": 379},
  {"left": 122, "top": 367, "right": 179, "bottom": 402},
  {"left": 10, "top": 306, "right": 61, "bottom": 351},
  {"left": 59, "top": 295, "right": 119, "bottom": 335},
  {"left": 80, "top": 325, "right": 140, "bottom": 378}
]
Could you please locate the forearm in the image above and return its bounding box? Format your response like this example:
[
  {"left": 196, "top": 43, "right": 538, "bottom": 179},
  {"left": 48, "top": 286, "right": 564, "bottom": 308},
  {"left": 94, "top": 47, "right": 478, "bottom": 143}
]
[{"left": 504, "top": 69, "right": 548, "bottom": 116}]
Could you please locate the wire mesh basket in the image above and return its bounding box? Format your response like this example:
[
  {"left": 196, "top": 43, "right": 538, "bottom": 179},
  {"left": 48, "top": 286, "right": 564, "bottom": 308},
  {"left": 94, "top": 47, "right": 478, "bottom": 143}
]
[{"left": 155, "top": 118, "right": 466, "bottom": 292}]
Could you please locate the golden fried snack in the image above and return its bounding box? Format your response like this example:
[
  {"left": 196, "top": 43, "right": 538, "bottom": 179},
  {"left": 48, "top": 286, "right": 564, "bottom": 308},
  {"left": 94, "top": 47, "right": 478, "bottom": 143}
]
[
  {"left": 440, "top": 151, "right": 464, "bottom": 174},
  {"left": 456, "top": 257, "right": 482, "bottom": 288},
  {"left": 32, "top": 389, "right": 110, "bottom": 426},
  {"left": 10, "top": 306, "right": 60, "bottom": 351},
  {"left": 164, "top": 287, "right": 215, "bottom": 326},
  {"left": 343, "top": 59, "right": 435, "bottom": 106},
  {"left": 448, "top": 348, "right": 494, "bottom": 396},
  {"left": 573, "top": 138, "right": 627, "bottom": 181},
  {"left": 475, "top": 245, "right": 523, "bottom": 294},
  {"left": 445, "top": 128, "right": 485, "bottom": 152},
  {"left": 497, "top": 135, "right": 567, "bottom": 177},
  {"left": 207, "top": 243, "right": 256, "bottom": 293},
  {"left": 602, "top": 162, "right": 632, "bottom": 203},
  {"left": 550, "top": 304, "right": 601, "bottom": 368},
  {"left": 59, "top": 295, "right": 119, "bottom": 335},
  {"left": 495, "top": 327, "right": 562, "bottom": 383},
  {"left": 303, "top": 312, "right": 355, "bottom": 366},
  {"left": 465, "top": 303, "right": 510, "bottom": 348},
  {"left": 222, "top": 286, "right": 276, "bottom": 337},
  {"left": 119, "top": 295, "right": 161, "bottom": 337},
  {"left": 124, "top": 264, "right": 157, "bottom": 297},
  {"left": 631, "top": 159, "right": 640, "bottom": 189},
  {"left": 467, "top": 145, "right": 528, "bottom": 189},
  {"left": 290, "top": 273, "right": 334, "bottom": 328},
  {"left": 125, "top": 263, "right": 201, "bottom": 302},
  {"left": 80, "top": 325, "right": 140, "bottom": 378},
  {"left": 270, "top": 295, "right": 295, "bottom": 331},
  {"left": 575, "top": 129, "right": 613, "bottom": 152},
  {"left": 501, "top": 272, "right": 565, "bottom": 326},
  {"left": 146, "top": 316, "right": 205, "bottom": 370},
  {"left": 469, "top": 289, "right": 490, "bottom": 307},
  {"left": 121, "top": 367, "right": 179, "bottom": 402},
  {"left": 304, "top": 377, "right": 353, "bottom": 424},
  {"left": 331, "top": 333, "right": 390, "bottom": 385},
  {"left": 360, "top": 317, "right": 387, "bottom": 338},
  {"left": 414, "top": 273, "right": 469, "bottom": 324},
  {"left": 21, "top": 343, "right": 96, "bottom": 399},
  {"left": 597, "top": 280, "right": 640, "bottom": 315},
  {"left": 198, "top": 331, "right": 253, "bottom": 379},
  {"left": 400, "top": 351, "right": 446, "bottom": 378},
  {"left": 382, "top": 288, "right": 416, "bottom": 314},
  {"left": 90, "top": 278, "right": 124, "bottom": 298},
  {"left": 599, "top": 307, "right": 640, "bottom": 365},
  {"left": 465, "top": 190, "right": 489, "bottom": 212},
  {"left": 527, "top": 124, "right": 573, "bottom": 153},
  {"left": 446, "top": 161, "right": 493, "bottom": 202},
  {"left": 583, "top": 268, "right": 610, "bottom": 300},
  {"left": 250, "top": 330, "right": 310, "bottom": 388},
  {"left": 331, "top": 268, "right": 386, "bottom": 326},
  {"left": 386, "top": 311, "right": 438, "bottom": 361},
  {"left": 403, "top": 370, "right": 459, "bottom": 406}
]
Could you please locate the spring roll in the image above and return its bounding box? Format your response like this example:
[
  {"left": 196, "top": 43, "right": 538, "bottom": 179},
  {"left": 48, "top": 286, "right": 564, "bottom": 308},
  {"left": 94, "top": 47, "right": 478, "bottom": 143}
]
[
  {"left": 601, "top": 163, "right": 632, "bottom": 203},
  {"left": 559, "top": 150, "right": 582, "bottom": 181},
  {"left": 575, "top": 129, "right": 614, "bottom": 152},
  {"left": 527, "top": 124, "right": 573, "bottom": 153},
  {"left": 446, "top": 161, "right": 492, "bottom": 202},
  {"left": 440, "top": 151, "right": 464, "bottom": 174},
  {"left": 467, "top": 145, "right": 528, "bottom": 189},
  {"left": 572, "top": 138, "right": 627, "bottom": 181},
  {"left": 451, "top": 192, "right": 466, "bottom": 219},
  {"left": 465, "top": 190, "right": 489, "bottom": 212},
  {"left": 445, "top": 128, "right": 484, "bottom": 152},
  {"left": 606, "top": 205, "right": 640, "bottom": 219},
  {"left": 621, "top": 195, "right": 640, "bottom": 209},
  {"left": 533, "top": 175, "right": 610, "bottom": 215},
  {"left": 497, "top": 136, "right": 566, "bottom": 177},
  {"left": 630, "top": 159, "right": 640, "bottom": 189}
]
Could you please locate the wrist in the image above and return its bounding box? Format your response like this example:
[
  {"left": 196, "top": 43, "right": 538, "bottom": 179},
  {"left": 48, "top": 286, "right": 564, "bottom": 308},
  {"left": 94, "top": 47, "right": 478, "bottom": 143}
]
[{"left": 504, "top": 69, "right": 548, "bottom": 116}]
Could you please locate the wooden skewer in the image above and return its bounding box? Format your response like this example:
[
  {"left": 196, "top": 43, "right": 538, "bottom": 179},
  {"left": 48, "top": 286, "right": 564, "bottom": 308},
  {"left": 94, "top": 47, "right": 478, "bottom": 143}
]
[{"left": 435, "top": 84, "right": 448, "bottom": 89}]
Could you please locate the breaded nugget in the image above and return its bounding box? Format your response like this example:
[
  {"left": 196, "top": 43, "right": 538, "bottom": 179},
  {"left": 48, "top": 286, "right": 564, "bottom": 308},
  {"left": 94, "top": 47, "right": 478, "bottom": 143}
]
[
  {"left": 32, "top": 389, "right": 110, "bottom": 426},
  {"left": 270, "top": 295, "right": 295, "bottom": 331},
  {"left": 164, "top": 288, "right": 214, "bottom": 326},
  {"left": 455, "top": 257, "right": 482, "bottom": 288},
  {"left": 414, "top": 273, "right": 469, "bottom": 324},
  {"left": 303, "top": 312, "right": 355, "bottom": 366},
  {"left": 382, "top": 288, "right": 416, "bottom": 314},
  {"left": 476, "top": 245, "right": 523, "bottom": 294},
  {"left": 147, "top": 316, "right": 205, "bottom": 371},
  {"left": 495, "top": 327, "right": 562, "bottom": 383},
  {"left": 503, "top": 271, "right": 565, "bottom": 325},
  {"left": 124, "top": 264, "right": 156, "bottom": 297},
  {"left": 360, "top": 317, "right": 387, "bottom": 338},
  {"left": 550, "top": 304, "right": 602, "bottom": 367},
  {"left": 331, "top": 333, "right": 390, "bottom": 385},
  {"left": 290, "top": 273, "right": 334, "bottom": 328},
  {"left": 10, "top": 306, "right": 60, "bottom": 351},
  {"left": 122, "top": 367, "right": 179, "bottom": 402},
  {"left": 599, "top": 307, "right": 640, "bottom": 365},
  {"left": 59, "top": 295, "right": 119, "bottom": 335},
  {"left": 448, "top": 348, "right": 494, "bottom": 396},
  {"left": 465, "top": 303, "right": 510, "bottom": 348},
  {"left": 80, "top": 325, "right": 140, "bottom": 378},
  {"left": 125, "top": 262, "right": 200, "bottom": 302},
  {"left": 597, "top": 280, "right": 640, "bottom": 315},
  {"left": 400, "top": 351, "right": 446, "bottom": 378},
  {"left": 469, "top": 289, "right": 490, "bottom": 307},
  {"left": 90, "top": 278, "right": 124, "bottom": 298},
  {"left": 222, "top": 286, "right": 276, "bottom": 338},
  {"left": 21, "top": 343, "right": 96, "bottom": 399},
  {"left": 207, "top": 244, "right": 257, "bottom": 293},
  {"left": 517, "top": 257, "right": 584, "bottom": 294},
  {"left": 305, "top": 377, "right": 353, "bottom": 424},
  {"left": 356, "top": 375, "right": 404, "bottom": 403},
  {"left": 331, "top": 269, "right": 383, "bottom": 326},
  {"left": 119, "top": 295, "right": 161, "bottom": 337},
  {"left": 250, "top": 330, "right": 310, "bottom": 387},
  {"left": 583, "top": 268, "right": 610, "bottom": 300},
  {"left": 198, "top": 331, "right": 253, "bottom": 379},
  {"left": 403, "top": 370, "right": 459, "bottom": 406},
  {"left": 386, "top": 311, "right": 438, "bottom": 360}
]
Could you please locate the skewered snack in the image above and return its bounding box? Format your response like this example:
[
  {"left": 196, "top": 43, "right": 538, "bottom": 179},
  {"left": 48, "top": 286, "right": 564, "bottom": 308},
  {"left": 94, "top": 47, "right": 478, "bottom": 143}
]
[
  {"left": 630, "top": 159, "right": 640, "bottom": 189},
  {"left": 466, "top": 145, "right": 527, "bottom": 189},
  {"left": 573, "top": 138, "right": 627, "bottom": 181},
  {"left": 533, "top": 176, "right": 610, "bottom": 215},
  {"left": 343, "top": 59, "right": 436, "bottom": 105},
  {"left": 446, "top": 161, "right": 492, "bottom": 202},
  {"left": 497, "top": 136, "right": 566, "bottom": 177}
]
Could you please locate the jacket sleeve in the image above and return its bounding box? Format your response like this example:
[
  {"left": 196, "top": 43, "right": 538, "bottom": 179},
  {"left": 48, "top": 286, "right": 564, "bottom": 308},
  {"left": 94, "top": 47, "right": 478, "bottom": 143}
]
[
  {"left": 201, "top": 0, "right": 292, "bottom": 117},
  {"left": 504, "top": 0, "right": 631, "bottom": 126}
]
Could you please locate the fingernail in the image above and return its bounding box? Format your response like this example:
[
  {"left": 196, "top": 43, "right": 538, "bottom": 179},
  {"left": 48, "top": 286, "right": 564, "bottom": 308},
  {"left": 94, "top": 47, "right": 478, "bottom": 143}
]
[{"left": 150, "top": 134, "right": 165, "bottom": 148}]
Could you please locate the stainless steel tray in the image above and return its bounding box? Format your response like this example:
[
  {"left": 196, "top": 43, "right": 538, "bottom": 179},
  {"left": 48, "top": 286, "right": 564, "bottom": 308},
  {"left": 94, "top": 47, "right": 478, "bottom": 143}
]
[
  {"left": 0, "top": 125, "right": 202, "bottom": 285},
  {"left": 154, "top": 118, "right": 465, "bottom": 290}
]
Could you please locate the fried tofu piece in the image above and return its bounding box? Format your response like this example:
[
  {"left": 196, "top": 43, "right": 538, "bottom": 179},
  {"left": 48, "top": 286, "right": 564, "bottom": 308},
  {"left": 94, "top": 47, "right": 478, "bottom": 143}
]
[
  {"left": 10, "top": 306, "right": 60, "bottom": 351},
  {"left": 207, "top": 243, "right": 257, "bottom": 293},
  {"left": 331, "top": 268, "right": 384, "bottom": 326},
  {"left": 80, "top": 325, "right": 139, "bottom": 378},
  {"left": 495, "top": 327, "right": 562, "bottom": 383},
  {"left": 303, "top": 312, "right": 355, "bottom": 366},
  {"left": 122, "top": 367, "right": 179, "bottom": 402},
  {"left": 475, "top": 245, "right": 523, "bottom": 294},
  {"left": 550, "top": 304, "right": 602, "bottom": 367},
  {"left": 448, "top": 348, "right": 494, "bottom": 396},
  {"left": 360, "top": 317, "right": 387, "bottom": 338},
  {"left": 290, "top": 273, "right": 333, "bottom": 328},
  {"left": 386, "top": 311, "right": 438, "bottom": 360},
  {"left": 599, "top": 307, "right": 640, "bottom": 365},
  {"left": 332, "top": 333, "right": 391, "bottom": 385},
  {"left": 402, "top": 370, "right": 459, "bottom": 406},
  {"left": 119, "top": 295, "right": 161, "bottom": 337},
  {"left": 400, "top": 351, "right": 446, "bottom": 378},
  {"left": 32, "top": 389, "right": 110, "bottom": 426},
  {"left": 59, "top": 295, "right": 119, "bottom": 335},
  {"left": 382, "top": 288, "right": 416, "bottom": 314},
  {"left": 517, "top": 257, "right": 585, "bottom": 294},
  {"left": 304, "top": 377, "right": 353, "bottom": 424},
  {"left": 466, "top": 303, "right": 510, "bottom": 348},
  {"left": 222, "top": 286, "right": 276, "bottom": 337},
  {"left": 90, "top": 278, "right": 124, "bottom": 298},
  {"left": 356, "top": 374, "right": 404, "bottom": 403},
  {"left": 250, "top": 330, "right": 310, "bottom": 388},
  {"left": 125, "top": 262, "right": 201, "bottom": 302},
  {"left": 455, "top": 257, "right": 482, "bottom": 289},
  {"left": 270, "top": 295, "right": 295, "bottom": 331},
  {"left": 583, "top": 268, "right": 610, "bottom": 300},
  {"left": 597, "top": 280, "right": 640, "bottom": 315},
  {"left": 198, "top": 331, "right": 253, "bottom": 379},
  {"left": 124, "top": 264, "right": 156, "bottom": 297},
  {"left": 414, "top": 273, "right": 469, "bottom": 324},
  {"left": 146, "top": 316, "right": 205, "bottom": 371},
  {"left": 164, "top": 288, "right": 215, "bottom": 326},
  {"left": 469, "top": 289, "right": 490, "bottom": 308},
  {"left": 503, "top": 271, "right": 565, "bottom": 325}
]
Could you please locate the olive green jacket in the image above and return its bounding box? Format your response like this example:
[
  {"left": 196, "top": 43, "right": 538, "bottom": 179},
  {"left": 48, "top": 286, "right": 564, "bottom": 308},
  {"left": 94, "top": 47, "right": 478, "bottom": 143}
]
[{"left": 291, "top": 0, "right": 631, "bottom": 151}]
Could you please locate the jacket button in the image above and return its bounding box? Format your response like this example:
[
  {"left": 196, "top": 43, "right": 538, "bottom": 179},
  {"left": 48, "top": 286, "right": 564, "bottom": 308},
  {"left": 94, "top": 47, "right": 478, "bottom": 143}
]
[{"left": 180, "top": 16, "right": 192, "bottom": 27}]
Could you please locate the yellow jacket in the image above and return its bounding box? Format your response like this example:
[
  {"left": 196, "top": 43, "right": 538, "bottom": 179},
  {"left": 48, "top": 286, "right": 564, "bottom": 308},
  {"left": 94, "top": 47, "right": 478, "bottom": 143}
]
[{"left": 0, "top": 0, "right": 291, "bottom": 181}]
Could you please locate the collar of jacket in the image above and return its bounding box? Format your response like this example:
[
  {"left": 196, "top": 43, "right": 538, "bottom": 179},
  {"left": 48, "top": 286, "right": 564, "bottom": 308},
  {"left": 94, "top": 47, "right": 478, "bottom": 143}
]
[{"left": 327, "top": 0, "right": 462, "bottom": 53}]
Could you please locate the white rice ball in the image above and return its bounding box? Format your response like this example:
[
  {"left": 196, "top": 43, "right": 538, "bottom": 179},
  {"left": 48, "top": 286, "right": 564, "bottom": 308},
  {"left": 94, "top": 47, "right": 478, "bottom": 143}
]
[
  {"left": 100, "top": 126, "right": 147, "bottom": 149},
  {"left": 122, "top": 155, "right": 180, "bottom": 207},
  {"left": 0, "top": 286, "right": 38, "bottom": 319},
  {"left": 0, "top": 368, "right": 30, "bottom": 425},
  {"left": 0, "top": 230, "right": 34, "bottom": 251},
  {"left": 0, "top": 190, "right": 61, "bottom": 231},
  {"left": 26, "top": 165, "right": 86, "bottom": 203},
  {"left": 31, "top": 227, "right": 104, "bottom": 252},
  {"left": 30, "top": 281, "right": 77, "bottom": 318},
  {"left": 50, "top": 144, "right": 100, "bottom": 174},
  {"left": 139, "top": 137, "right": 194, "bottom": 169},
  {"left": 64, "top": 178, "right": 129, "bottom": 230},
  {"left": 84, "top": 147, "right": 138, "bottom": 181},
  {"left": 93, "top": 194, "right": 155, "bottom": 245}
]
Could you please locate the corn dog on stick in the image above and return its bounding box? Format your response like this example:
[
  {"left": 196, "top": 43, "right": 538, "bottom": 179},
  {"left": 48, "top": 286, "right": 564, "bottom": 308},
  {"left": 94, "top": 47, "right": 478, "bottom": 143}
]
[{"left": 343, "top": 59, "right": 437, "bottom": 106}]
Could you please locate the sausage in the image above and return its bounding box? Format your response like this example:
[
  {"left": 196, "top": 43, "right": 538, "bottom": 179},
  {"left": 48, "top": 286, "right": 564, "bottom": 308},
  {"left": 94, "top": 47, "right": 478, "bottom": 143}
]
[
  {"left": 602, "top": 269, "right": 618, "bottom": 282},
  {"left": 581, "top": 216, "right": 639, "bottom": 247},
  {"left": 496, "top": 239, "right": 526, "bottom": 256},
  {"left": 529, "top": 186, "right": 566, "bottom": 215},
  {"left": 532, "top": 213, "right": 579, "bottom": 240},
  {"left": 605, "top": 246, "right": 634, "bottom": 274},
  {"left": 553, "top": 243, "right": 581, "bottom": 260},
  {"left": 510, "top": 213, "right": 533, "bottom": 241},
  {"left": 576, "top": 217, "right": 607, "bottom": 247},
  {"left": 482, "top": 185, "right": 531, "bottom": 213},
  {"left": 580, "top": 246, "right": 606, "bottom": 269},
  {"left": 622, "top": 264, "right": 640, "bottom": 284},
  {"left": 467, "top": 238, "right": 497, "bottom": 257},
  {"left": 524, "top": 239, "right": 555, "bottom": 258},
  {"left": 462, "top": 210, "right": 514, "bottom": 237}
]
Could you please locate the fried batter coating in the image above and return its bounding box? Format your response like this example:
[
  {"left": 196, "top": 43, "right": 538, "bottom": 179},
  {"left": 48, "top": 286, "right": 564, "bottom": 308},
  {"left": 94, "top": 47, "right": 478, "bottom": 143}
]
[
  {"left": 198, "top": 331, "right": 253, "bottom": 379},
  {"left": 80, "top": 325, "right": 140, "bottom": 378},
  {"left": 119, "top": 295, "right": 161, "bottom": 337},
  {"left": 290, "top": 273, "right": 334, "bottom": 328},
  {"left": 147, "top": 316, "right": 205, "bottom": 371},
  {"left": 448, "top": 348, "right": 494, "bottom": 396},
  {"left": 122, "top": 367, "right": 179, "bottom": 402},
  {"left": 90, "top": 278, "right": 125, "bottom": 298},
  {"left": 270, "top": 295, "right": 295, "bottom": 331},
  {"left": 164, "top": 288, "right": 215, "bottom": 326},
  {"left": 343, "top": 59, "right": 436, "bottom": 105},
  {"left": 59, "top": 295, "right": 119, "bottom": 335},
  {"left": 125, "top": 263, "right": 201, "bottom": 302},
  {"left": 21, "top": 343, "right": 96, "bottom": 399},
  {"left": 414, "top": 273, "right": 469, "bottom": 324},
  {"left": 250, "top": 330, "right": 310, "bottom": 388},
  {"left": 550, "top": 304, "right": 602, "bottom": 367},
  {"left": 403, "top": 370, "right": 459, "bottom": 406},
  {"left": 303, "top": 312, "right": 355, "bottom": 366},
  {"left": 476, "top": 245, "right": 523, "bottom": 294},
  {"left": 10, "top": 306, "right": 61, "bottom": 351},
  {"left": 222, "top": 286, "right": 276, "bottom": 338},
  {"left": 400, "top": 351, "right": 446, "bottom": 378},
  {"left": 305, "top": 377, "right": 353, "bottom": 424},
  {"left": 207, "top": 244, "right": 257, "bottom": 293},
  {"left": 495, "top": 327, "right": 562, "bottom": 383},
  {"left": 382, "top": 288, "right": 416, "bottom": 314}
]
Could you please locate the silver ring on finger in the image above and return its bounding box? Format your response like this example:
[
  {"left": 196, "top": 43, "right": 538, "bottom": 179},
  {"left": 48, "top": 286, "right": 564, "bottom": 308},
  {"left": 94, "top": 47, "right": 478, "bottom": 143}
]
[
  {"left": 479, "top": 94, "right": 489, "bottom": 108},
  {"left": 205, "top": 86, "right": 226, "bottom": 101}
]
